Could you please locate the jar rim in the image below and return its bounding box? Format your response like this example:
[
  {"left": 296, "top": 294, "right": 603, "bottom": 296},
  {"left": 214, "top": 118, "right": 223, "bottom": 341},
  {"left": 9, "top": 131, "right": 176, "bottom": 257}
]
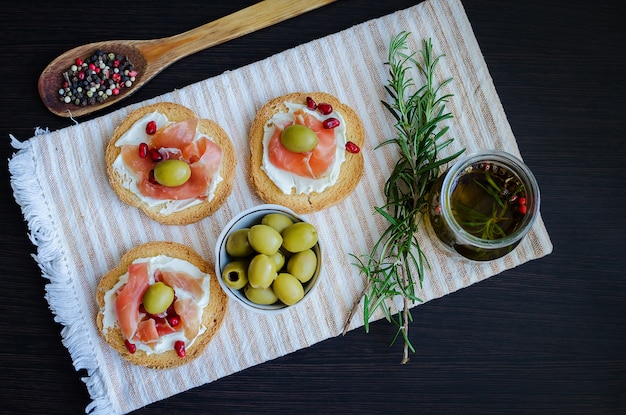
[{"left": 439, "top": 149, "right": 541, "bottom": 249}]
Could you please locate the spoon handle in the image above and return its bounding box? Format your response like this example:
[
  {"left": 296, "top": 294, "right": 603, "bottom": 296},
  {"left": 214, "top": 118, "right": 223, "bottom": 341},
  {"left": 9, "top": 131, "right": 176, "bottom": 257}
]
[{"left": 136, "top": 0, "right": 337, "bottom": 68}]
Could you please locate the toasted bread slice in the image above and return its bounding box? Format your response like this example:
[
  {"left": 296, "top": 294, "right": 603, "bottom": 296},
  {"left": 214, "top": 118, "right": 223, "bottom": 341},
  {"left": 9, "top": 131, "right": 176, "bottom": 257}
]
[
  {"left": 96, "top": 241, "right": 228, "bottom": 369},
  {"left": 249, "top": 92, "right": 365, "bottom": 213},
  {"left": 106, "top": 102, "right": 236, "bottom": 224}
]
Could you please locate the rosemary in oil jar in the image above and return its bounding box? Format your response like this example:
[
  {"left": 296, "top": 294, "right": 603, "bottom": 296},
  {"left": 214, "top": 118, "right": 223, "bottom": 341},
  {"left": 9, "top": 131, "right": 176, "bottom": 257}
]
[
  {"left": 427, "top": 150, "right": 541, "bottom": 261},
  {"left": 451, "top": 162, "right": 526, "bottom": 241},
  {"left": 342, "top": 32, "right": 464, "bottom": 363}
]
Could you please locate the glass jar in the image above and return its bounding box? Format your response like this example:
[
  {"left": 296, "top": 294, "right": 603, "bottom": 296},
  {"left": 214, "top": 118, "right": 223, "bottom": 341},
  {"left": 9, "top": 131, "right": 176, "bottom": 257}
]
[{"left": 427, "top": 150, "right": 540, "bottom": 261}]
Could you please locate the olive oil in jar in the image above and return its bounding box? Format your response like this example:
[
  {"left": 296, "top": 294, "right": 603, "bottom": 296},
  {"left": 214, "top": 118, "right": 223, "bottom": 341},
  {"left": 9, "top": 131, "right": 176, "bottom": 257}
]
[
  {"left": 450, "top": 163, "right": 527, "bottom": 241},
  {"left": 427, "top": 150, "right": 540, "bottom": 261}
]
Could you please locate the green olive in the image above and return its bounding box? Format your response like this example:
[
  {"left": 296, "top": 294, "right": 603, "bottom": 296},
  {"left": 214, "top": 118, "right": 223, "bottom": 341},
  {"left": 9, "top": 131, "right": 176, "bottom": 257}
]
[
  {"left": 261, "top": 213, "right": 294, "bottom": 234},
  {"left": 247, "top": 254, "right": 277, "bottom": 289},
  {"left": 244, "top": 285, "right": 278, "bottom": 305},
  {"left": 142, "top": 282, "right": 175, "bottom": 315},
  {"left": 153, "top": 159, "right": 191, "bottom": 187},
  {"left": 286, "top": 249, "right": 317, "bottom": 283},
  {"left": 222, "top": 260, "right": 248, "bottom": 290},
  {"left": 226, "top": 228, "right": 254, "bottom": 257},
  {"left": 248, "top": 224, "right": 283, "bottom": 256},
  {"left": 280, "top": 124, "right": 318, "bottom": 153},
  {"left": 270, "top": 250, "right": 285, "bottom": 271},
  {"left": 281, "top": 222, "right": 318, "bottom": 253},
  {"left": 273, "top": 273, "right": 304, "bottom": 305}
]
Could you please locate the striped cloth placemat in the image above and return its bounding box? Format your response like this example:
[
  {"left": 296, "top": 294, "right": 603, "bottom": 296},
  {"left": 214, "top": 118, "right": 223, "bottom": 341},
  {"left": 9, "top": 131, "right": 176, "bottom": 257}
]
[{"left": 9, "top": 0, "right": 552, "bottom": 413}]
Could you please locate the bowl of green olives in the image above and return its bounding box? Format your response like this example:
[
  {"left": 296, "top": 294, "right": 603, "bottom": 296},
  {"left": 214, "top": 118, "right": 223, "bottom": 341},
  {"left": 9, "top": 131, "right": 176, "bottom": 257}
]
[{"left": 215, "top": 204, "right": 323, "bottom": 314}]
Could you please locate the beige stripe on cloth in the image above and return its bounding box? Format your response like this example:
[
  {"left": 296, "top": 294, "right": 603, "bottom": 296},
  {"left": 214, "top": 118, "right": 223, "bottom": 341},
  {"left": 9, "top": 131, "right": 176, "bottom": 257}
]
[{"left": 9, "top": 0, "right": 553, "bottom": 413}]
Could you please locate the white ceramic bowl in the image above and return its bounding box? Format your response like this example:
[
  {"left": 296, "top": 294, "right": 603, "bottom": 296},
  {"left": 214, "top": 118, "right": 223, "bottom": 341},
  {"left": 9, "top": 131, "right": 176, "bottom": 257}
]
[{"left": 215, "top": 204, "right": 323, "bottom": 314}]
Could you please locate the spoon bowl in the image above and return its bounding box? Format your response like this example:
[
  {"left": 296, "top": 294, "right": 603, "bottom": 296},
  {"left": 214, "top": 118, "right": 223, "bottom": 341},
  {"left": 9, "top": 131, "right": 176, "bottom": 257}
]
[
  {"left": 39, "top": 41, "right": 149, "bottom": 118},
  {"left": 38, "top": 0, "right": 336, "bottom": 118}
]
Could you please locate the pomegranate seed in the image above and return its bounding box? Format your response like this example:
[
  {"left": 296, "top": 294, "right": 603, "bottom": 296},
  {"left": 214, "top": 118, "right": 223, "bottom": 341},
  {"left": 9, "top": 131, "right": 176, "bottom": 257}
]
[
  {"left": 77, "top": 71, "right": 85, "bottom": 80},
  {"left": 149, "top": 148, "right": 163, "bottom": 162},
  {"left": 518, "top": 197, "right": 527, "bottom": 206},
  {"left": 138, "top": 142, "right": 148, "bottom": 158},
  {"left": 145, "top": 120, "right": 157, "bottom": 135},
  {"left": 345, "top": 141, "right": 360, "bottom": 153},
  {"left": 323, "top": 118, "right": 340, "bottom": 129},
  {"left": 124, "top": 339, "right": 136, "bottom": 354},
  {"left": 128, "top": 70, "right": 138, "bottom": 77},
  {"left": 75, "top": 58, "right": 83, "bottom": 66},
  {"left": 167, "top": 316, "right": 180, "bottom": 327},
  {"left": 112, "top": 73, "right": 121, "bottom": 83},
  {"left": 306, "top": 96, "right": 317, "bottom": 110},
  {"left": 148, "top": 170, "right": 157, "bottom": 184},
  {"left": 518, "top": 204, "right": 527, "bottom": 215},
  {"left": 113, "top": 59, "right": 121, "bottom": 68},
  {"left": 174, "top": 341, "right": 186, "bottom": 358},
  {"left": 318, "top": 103, "right": 333, "bottom": 115},
  {"left": 88, "top": 63, "right": 96, "bottom": 71}
]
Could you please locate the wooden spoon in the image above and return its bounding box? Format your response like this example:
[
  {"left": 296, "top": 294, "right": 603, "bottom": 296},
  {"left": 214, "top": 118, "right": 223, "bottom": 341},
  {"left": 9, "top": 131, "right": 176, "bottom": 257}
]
[{"left": 38, "top": 0, "right": 336, "bottom": 118}]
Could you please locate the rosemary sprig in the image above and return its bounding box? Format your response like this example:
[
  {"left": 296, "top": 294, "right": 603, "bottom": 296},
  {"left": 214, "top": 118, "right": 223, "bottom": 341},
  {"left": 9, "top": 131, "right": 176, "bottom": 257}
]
[
  {"left": 342, "top": 32, "right": 464, "bottom": 363},
  {"left": 454, "top": 199, "right": 509, "bottom": 240}
]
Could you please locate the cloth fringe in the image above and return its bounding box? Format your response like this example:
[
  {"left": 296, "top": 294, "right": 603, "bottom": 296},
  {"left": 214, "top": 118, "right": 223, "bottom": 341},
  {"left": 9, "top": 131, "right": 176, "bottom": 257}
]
[{"left": 8, "top": 134, "right": 116, "bottom": 415}]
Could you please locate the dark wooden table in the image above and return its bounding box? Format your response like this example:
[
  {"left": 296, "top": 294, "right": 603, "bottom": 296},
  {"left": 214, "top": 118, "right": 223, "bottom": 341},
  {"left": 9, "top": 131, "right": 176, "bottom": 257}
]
[{"left": 2, "top": 1, "right": 625, "bottom": 414}]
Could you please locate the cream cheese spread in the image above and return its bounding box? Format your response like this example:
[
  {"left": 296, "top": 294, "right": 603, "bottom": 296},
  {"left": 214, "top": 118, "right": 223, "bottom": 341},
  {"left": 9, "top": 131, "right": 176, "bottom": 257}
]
[
  {"left": 102, "top": 255, "right": 211, "bottom": 355},
  {"left": 112, "top": 111, "right": 223, "bottom": 215},
  {"left": 261, "top": 102, "right": 347, "bottom": 194}
]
